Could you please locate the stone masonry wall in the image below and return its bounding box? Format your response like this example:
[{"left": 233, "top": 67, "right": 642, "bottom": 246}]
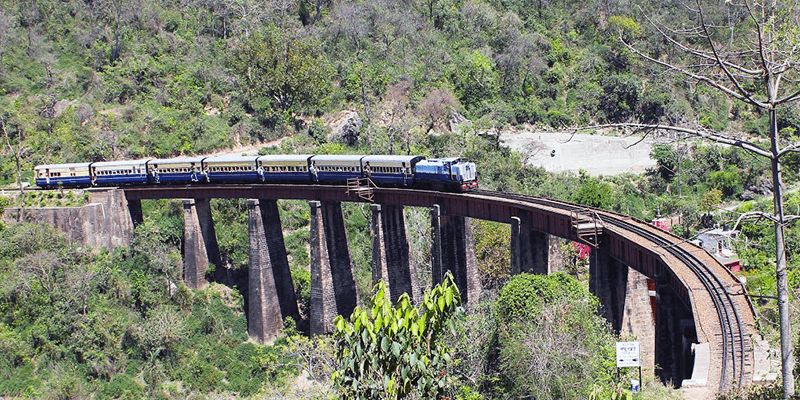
[{"left": 2, "top": 188, "right": 134, "bottom": 249}]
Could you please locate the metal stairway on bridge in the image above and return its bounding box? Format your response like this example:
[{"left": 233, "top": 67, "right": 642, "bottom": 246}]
[
  {"left": 571, "top": 209, "right": 604, "bottom": 247},
  {"left": 346, "top": 178, "right": 377, "bottom": 202}
]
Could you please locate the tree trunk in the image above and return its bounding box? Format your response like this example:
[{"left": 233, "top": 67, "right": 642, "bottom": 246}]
[
  {"left": 770, "top": 107, "right": 795, "bottom": 398},
  {"left": 2, "top": 118, "right": 24, "bottom": 222}
]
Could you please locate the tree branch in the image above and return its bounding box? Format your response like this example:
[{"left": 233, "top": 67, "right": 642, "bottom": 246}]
[
  {"left": 620, "top": 127, "right": 654, "bottom": 149},
  {"left": 743, "top": 0, "right": 770, "bottom": 79},
  {"left": 695, "top": 1, "right": 763, "bottom": 107},
  {"left": 776, "top": 87, "right": 800, "bottom": 105},
  {"left": 572, "top": 123, "right": 774, "bottom": 159},
  {"left": 777, "top": 143, "right": 800, "bottom": 159},
  {"left": 644, "top": 13, "right": 762, "bottom": 76},
  {"left": 621, "top": 38, "right": 767, "bottom": 109}
]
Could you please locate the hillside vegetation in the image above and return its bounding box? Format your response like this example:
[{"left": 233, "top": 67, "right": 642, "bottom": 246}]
[
  {"left": 2, "top": 0, "right": 800, "bottom": 398},
  {"left": 2, "top": 0, "right": 798, "bottom": 174}
]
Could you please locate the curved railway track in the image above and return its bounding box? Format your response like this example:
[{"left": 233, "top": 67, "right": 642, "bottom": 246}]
[
  {"left": 474, "top": 190, "right": 747, "bottom": 391},
  {"left": 117, "top": 183, "right": 753, "bottom": 392}
]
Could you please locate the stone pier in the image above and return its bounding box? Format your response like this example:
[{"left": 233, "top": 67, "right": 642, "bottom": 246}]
[
  {"left": 247, "top": 199, "right": 299, "bottom": 343},
  {"left": 309, "top": 201, "right": 358, "bottom": 335},
  {"left": 510, "top": 215, "right": 549, "bottom": 275},
  {"left": 370, "top": 204, "right": 420, "bottom": 304},
  {"left": 430, "top": 205, "right": 480, "bottom": 304},
  {"left": 621, "top": 269, "right": 657, "bottom": 376},
  {"left": 655, "top": 278, "right": 696, "bottom": 386},
  {"left": 182, "top": 199, "right": 221, "bottom": 289},
  {"left": 590, "top": 240, "right": 657, "bottom": 377},
  {"left": 127, "top": 198, "right": 144, "bottom": 228}
]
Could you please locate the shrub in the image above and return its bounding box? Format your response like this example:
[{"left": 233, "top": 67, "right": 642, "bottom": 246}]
[
  {"left": 332, "top": 273, "right": 464, "bottom": 399},
  {"left": 495, "top": 273, "right": 614, "bottom": 399},
  {"left": 716, "top": 382, "right": 799, "bottom": 400},
  {"left": 102, "top": 373, "right": 145, "bottom": 400}
]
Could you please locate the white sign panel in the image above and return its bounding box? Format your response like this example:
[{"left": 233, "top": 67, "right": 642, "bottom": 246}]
[{"left": 616, "top": 341, "right": 641, "bottom": 368}]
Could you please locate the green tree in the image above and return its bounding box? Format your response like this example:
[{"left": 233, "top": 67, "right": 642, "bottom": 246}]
[
  {"left": 709, "top": 166, "right": 741, "bottom": 198},
  {"left": 573, "top": 173, "right": 614, "bottom": 209},
  {"left": 496, "top": 273, "right": 615, "bottom": 399},
  {"left": 230, "top": 24, "right": 332, "bottom": 124},
  {"left": 451, "top": 49, "right": 499, "bottom": 113},
  {"left": 700, "top": 188, "right": 722, "bottom": 214},
  {"left": 332, "top": 272, "right": 463, "bottom": 399},
  {"left": 472, "top": 220, "right": 511, "bottom": 289},
  {"left": 599, "top": 73, "right": 640, "bottom": 123}
]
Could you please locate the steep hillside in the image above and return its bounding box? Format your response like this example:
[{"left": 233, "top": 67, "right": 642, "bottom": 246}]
[{"left": 1, "top": 0, "right": 795, "bottom": 180}]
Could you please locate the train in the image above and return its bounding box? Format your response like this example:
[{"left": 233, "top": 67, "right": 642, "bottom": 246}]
[{"left": 34, "top": 154, "right": 479, "bottom": 192}]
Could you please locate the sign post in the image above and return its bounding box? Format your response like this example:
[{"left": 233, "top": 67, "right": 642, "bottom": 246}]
[{"left": 616, "top": 341, "right": 641, "bottom": 393}]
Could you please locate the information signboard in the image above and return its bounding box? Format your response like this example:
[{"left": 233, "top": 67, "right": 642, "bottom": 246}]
[{"left": 616, "top": 341, "right": 641, "bottom": 368}]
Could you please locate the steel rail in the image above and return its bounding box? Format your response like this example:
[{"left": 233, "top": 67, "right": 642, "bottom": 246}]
[
  {"left": 474, "top": 189, "right": 746, "bottom": 391},
  {"left": 118, "top": 184, "right": 750, "bottom": 390}
]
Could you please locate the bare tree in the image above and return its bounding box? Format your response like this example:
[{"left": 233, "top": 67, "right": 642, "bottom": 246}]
[
  {"left": 0, "top": 9, "right": 11, "bottom": 77},
  {"left": 2, "top": 116, "right": 26, "bottom": 218},
  {"left": 580, "top": 1, "right": 800, "bottom": 396},
  {"left": 381, "top": 80, "right": 412, "bottom": 154},
  {"left": 417, "top": 87, "right": 459, "bottom": 135}
]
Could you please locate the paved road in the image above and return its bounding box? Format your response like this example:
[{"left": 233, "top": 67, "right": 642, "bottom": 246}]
[{"left": 500, "top": 131, "right": 659, "bottom": 176}]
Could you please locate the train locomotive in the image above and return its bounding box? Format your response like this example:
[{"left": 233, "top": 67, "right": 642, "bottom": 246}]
[{"left": 34, "top": 154, "right": 478, "bottom": 192}]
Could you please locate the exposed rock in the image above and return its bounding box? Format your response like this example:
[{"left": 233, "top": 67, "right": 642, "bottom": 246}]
[
  {"left": 328, "top": 111, "right": 362, "bottom": 146},
  {"left": 740, "top": 178, "right": 773, "bottom": 200},
  {"left": 739, "top": 190, "right": 756, "bottom": 201},
  {"left": 448, "top": 112, "right": 469, "bottom": 132},
  {"left": 54, "top": 99, "right": 77, "bottom": 118}
]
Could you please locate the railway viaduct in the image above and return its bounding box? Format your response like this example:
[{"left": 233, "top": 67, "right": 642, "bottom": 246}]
[{"left": 6, "top": 185, "right": 759, "bottom": 394}]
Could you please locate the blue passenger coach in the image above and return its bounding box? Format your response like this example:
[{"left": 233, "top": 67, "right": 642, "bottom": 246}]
[
  {"left": 256, "top": 155, "right": 314, "bottom": 182},
  {"left": 202, "top": 156, "right": 258, "bottom": 183},
  {"left": 35, "top": 163, "right": 92, "bottom": 188},
  {"left": 146, "top": 158, "right": 205, "bottom": 184},
  {"left": 92, "top": 160, "right": 149, "bottom": 186},
  {"left": 361, "top": 155, "right": 424, "bottom": 186},
  {"left": 309, "top": 155, "right": 364, "bottom": 183}
]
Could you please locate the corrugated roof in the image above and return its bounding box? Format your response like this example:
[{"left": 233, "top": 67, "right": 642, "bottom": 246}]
[
  {"left": 257, "top": 155, "right": 314, "bottom": 162},
  {"left": 311, "top": 155, "right": 364, "bottom": 162},
  {"left": 92, "top": 160, "right": 150, "bottom": 168},
  {"left": 203, "top": 156, "right": 259, "bottom": 163},
  {"left": 361, "top": 155, "right": 424, "bottom": 164},
  {"left": 34, "top": 163, "right": 91, "bottom": 170},
  {"left": 147, "top": 157, "right": 204, "bottom": 165}
]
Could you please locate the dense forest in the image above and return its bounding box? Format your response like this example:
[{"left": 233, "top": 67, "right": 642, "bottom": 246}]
[
  {"left": 1, "top": 0, "right": 800, "bottom": 398},
  {"left": 1, "top": 0, "right": 798, "bottom": 169}
]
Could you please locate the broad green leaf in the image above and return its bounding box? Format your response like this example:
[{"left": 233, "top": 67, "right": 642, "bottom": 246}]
[
  {"left": 392, "top": 341, "right": 401, "bottom": 357},
  {"left": 381, "top": 336, "right": 389, "bottom": 353}
]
